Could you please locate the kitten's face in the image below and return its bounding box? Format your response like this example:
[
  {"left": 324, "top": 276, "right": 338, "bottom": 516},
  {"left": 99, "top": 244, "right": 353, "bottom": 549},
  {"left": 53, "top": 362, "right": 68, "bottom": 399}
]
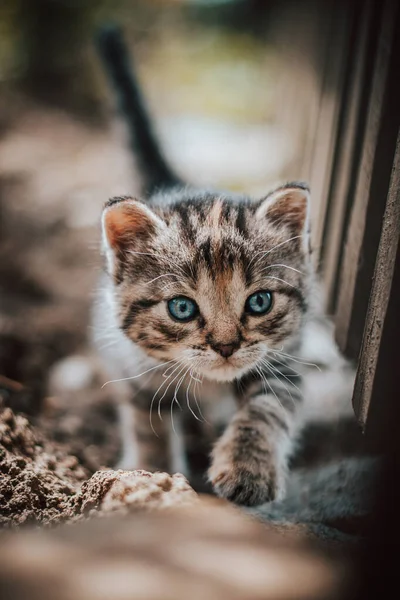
[{"left": 102, "top": 185, "right": 310, "bottom": 382}]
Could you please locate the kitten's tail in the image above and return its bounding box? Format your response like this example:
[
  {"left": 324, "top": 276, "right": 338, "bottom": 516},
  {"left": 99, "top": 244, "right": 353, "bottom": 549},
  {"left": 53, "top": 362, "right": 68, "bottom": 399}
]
[{"left": 96, "top": 25, "right": 181, "bottom": 195}]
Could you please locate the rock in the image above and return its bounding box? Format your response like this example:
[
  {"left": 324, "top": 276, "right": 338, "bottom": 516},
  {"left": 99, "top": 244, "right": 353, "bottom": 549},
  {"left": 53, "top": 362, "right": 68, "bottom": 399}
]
[
  {"left": 70, "top": 469, "right": 198, "bottom": 519},
  {"left": 0, "top": 404, "right": 88, "bottom": 527},
  {"left": 0, "top": 405, "right": 198, "bottom": 526}
]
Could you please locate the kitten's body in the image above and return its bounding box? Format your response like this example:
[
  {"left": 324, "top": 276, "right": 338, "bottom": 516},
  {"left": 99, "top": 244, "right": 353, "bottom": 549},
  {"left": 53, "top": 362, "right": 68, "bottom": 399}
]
[{"left": 93, "top": 27, "right": 354, "bottom": 505}]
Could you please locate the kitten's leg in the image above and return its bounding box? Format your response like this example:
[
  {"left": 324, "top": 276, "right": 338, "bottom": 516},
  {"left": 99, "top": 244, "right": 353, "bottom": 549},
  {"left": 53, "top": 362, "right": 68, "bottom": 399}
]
[
  {"left": 209, "top": 370, "right": 301, "bottom": 506},
  {"left": 181, "top": 411, "right": 216, "bottom": 493},
  {"left": 116, "top": 401, "right": 139, "bottom": 470},
  {"left": 116, "top": 402, "right": 171, "bottom": 472}
]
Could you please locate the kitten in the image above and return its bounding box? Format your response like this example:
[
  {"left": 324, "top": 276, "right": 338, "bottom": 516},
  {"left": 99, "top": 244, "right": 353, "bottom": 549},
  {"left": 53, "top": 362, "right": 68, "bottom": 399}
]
[{"left": 93, "top": 26, "right": 354, "bottom": 506}]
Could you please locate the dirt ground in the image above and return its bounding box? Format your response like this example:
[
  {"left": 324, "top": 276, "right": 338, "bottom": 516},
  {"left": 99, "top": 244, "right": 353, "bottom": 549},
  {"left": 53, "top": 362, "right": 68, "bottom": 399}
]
[{"left": 0, "top": 96, "right": 139, "bottom": 473}]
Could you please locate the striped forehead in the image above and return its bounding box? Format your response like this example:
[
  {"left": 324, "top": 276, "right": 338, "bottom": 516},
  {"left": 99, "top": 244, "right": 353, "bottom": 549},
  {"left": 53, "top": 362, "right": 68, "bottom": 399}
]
[
  {"left": 195, "top": 263, "right": 246, "bottom": 316},
  {"left": 158, "top": 193, "right": 249, "bottom": 235},
  {"left": 148, "top": 194, "right": 301, "bottom": 290}
]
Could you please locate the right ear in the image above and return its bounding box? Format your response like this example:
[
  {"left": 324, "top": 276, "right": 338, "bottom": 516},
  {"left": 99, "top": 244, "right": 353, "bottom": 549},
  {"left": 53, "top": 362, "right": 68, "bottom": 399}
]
[{"left": 102, "top": 196, "right": 165, "bottom": 275}]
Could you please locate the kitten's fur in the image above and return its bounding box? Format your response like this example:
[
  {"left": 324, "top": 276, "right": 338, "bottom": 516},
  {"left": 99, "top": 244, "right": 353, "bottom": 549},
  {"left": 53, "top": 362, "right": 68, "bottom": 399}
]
[{"left": 93, "top": 26, "right": 354, "bottom": 506}]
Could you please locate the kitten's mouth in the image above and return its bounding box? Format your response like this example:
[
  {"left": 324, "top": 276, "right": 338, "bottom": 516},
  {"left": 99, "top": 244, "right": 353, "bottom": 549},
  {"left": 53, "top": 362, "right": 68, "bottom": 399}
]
[
  {"left": 185, "top": 346, "right": 265, "bottom": 382},
  {"left": 198, "top": 355, "right": 258, "bottom": 382}
]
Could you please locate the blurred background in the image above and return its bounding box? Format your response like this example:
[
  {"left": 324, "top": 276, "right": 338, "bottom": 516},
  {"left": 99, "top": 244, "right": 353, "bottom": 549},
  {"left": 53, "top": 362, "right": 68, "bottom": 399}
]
[{"left": 0, "top": 0, "right": 349, "bottom": 468}]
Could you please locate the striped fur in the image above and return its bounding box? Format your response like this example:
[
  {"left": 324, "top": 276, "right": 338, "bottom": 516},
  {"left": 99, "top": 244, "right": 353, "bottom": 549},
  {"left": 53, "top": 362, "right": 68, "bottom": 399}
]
[
  {"left": 93, "top": 27, "right": 354, "bottom": 506},
  {"left": 96, "top": 184, "right": 316, "bottom": 505}
]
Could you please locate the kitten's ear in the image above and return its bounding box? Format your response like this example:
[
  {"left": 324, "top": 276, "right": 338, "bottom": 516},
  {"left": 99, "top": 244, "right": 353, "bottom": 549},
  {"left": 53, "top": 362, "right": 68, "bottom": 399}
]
[
  {"left": 256, "top": 182, "right": 310, "bottom": 240},
  {"left": 102, "top": 197, "right": 165, "bottom": 273}
]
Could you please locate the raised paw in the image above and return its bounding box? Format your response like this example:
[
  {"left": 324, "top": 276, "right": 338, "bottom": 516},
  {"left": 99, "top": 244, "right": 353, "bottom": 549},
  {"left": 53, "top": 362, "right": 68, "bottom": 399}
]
[{"left": 208, "top": 460, "right": 285, "bottom": 507}]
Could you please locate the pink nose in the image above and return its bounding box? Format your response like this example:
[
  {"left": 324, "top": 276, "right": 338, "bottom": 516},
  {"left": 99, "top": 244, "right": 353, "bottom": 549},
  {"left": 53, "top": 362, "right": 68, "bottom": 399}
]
[{"left": 213, "top": 342, "right": 239, "bottom": 358}]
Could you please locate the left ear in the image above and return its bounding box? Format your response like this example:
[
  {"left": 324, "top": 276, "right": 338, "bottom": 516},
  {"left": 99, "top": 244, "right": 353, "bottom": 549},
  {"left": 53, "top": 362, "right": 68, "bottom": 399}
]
[
  {"left": 101, "top": 196, "right": 166, "bottom": 277},
  {"left": 256, "top": 182, "right": 310, "bottom": 239}
]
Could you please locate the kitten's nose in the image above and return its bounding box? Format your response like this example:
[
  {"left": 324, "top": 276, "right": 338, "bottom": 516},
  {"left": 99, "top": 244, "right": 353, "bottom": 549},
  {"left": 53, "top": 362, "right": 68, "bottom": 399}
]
[{"left": 213, "top": 342, "right": 239, "bottom": 358}]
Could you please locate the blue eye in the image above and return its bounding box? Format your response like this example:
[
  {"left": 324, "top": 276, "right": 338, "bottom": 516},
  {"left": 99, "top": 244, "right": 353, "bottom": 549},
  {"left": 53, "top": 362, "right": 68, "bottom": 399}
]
[
  {"left": 167, "top": 297, "right": 198, "bottom": 322},
  {"left": 245, "top": 291, "right": 273, "bottom": 315}
]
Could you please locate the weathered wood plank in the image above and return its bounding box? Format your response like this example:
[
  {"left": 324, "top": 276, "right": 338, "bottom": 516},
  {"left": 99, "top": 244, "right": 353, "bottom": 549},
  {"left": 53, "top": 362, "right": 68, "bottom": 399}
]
[
  {"left": 335, "top": 0, "right": 400, "bottom": 358},
  {"left": 352, "top": 128, "right": 400, "bottom": 431},
  {"left": 320, "top": 0, "right": 374, "bottom": 312},
  {"left": 309, "top": 4, "right": 352, "bottom": 257}
]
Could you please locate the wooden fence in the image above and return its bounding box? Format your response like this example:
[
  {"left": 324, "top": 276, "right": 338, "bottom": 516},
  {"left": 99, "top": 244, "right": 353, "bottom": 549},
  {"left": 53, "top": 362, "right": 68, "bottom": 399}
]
[{"left": 268, "top": 0, "right": 400, "bottom": 443}]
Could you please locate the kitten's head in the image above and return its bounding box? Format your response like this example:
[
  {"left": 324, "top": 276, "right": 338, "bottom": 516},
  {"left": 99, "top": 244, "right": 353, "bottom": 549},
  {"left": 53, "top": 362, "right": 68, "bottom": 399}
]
[{"left": 102, "top": 183, "right": 312, "bottom": 382}]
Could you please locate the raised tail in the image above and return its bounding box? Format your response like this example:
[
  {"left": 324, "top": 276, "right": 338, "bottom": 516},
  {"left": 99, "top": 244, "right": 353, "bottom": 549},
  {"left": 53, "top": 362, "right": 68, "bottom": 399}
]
[{"left": 96, "top": 25, "right": 181, "bottom": 195}]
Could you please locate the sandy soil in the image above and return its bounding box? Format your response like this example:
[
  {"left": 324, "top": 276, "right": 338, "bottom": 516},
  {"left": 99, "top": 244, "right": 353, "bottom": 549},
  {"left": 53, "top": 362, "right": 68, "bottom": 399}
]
[{"left": 0, "top": 99, "right": 138, "bottom": 470}]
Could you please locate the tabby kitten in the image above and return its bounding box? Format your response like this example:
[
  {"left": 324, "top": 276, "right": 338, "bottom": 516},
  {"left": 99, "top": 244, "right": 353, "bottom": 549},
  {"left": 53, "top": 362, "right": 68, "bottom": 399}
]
[{"left": 93, "top": 27, "right": 353, "bottom": 506}]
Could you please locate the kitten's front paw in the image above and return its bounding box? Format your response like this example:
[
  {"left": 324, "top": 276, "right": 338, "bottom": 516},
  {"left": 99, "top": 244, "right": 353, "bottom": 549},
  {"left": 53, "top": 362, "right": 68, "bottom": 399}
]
[{"left": 209, "top": 460, "right": 285, "bottom": 507}]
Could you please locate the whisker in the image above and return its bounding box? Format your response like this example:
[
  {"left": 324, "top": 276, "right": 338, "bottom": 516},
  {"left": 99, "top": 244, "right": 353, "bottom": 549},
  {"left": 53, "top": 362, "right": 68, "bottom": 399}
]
[
  {"left": 262, "top": 359, "right": 302, "bottom": 395},
  {"left": 163, "top": 361, "right": 184, "bottom": 378},
  {"left": 191, "top": 368, "right": 208, "bottom": 423},
  {"left": 160, "top": 282, "right": 181, "bottom": 292},
  {"left": 265, "top": 354, "right": 303, "bottom": 377},
  {"left": 92, "top": 331, "right": 118, "bottom": 342},
  {"left": 235, "top": 376, "right": 245, "bottom": 397},
  {"left": 186, "top": 356, "right": 202, "bottom": 383},
  {"left": 261, "top": 275, "right": 296, "bottom": 288},
  {"left": 128, "top": 250, "right": 188, "bottom": 278},
  {"left": 263, "top": 363, "right": 295, "bottom": 407},
  {"left": 144, "top": 273, "right": 181, "bottom": 285},
  {"left": 171, "top": 364, "right": 193, "bottom": 435},
  {"left": 271, "top": 349, "right": 322, "bottom": 371},
  {"left": 101, "top": 359, "right": 175, "bottom": 388},
  {"left": 261, "top": 264, "right": 304, "bottom": 275},
  {"left": 186, "top": 372, "right": 201, "bottom": 422},
  {"left": 97, "top": 339, "right": 119, "bottom": 351},
  {"left": 261, "top": 361, "right": 297, "bottom": 406},
  {"left": 187, "top": 358, "right": 205, "bottom": 421},
  {"left": 151, "top": 364, "right": 184, "bottom": 435},
  {"left": 149, "top": 360, "right": 179, "bottom": 436},
  {"left": 255, "top": 366, "right": 285, "bottom": 411},
  {"left": 157, "top": 362, "right": 187, "bottom": 419},
  {"left": 185, "top": 370, "right": 202, "bottom": 422},
  {"left": 128, "top": 250, "right": 164, "bottom": 260},
  {"left": 170, "top": 403, "right": 177, "bottom": 435},
  {"left": 188, "top": 370, "right": 202, "bottom": 383},
  {"left": 255, "top": 366, "right": 268, "bottom": 396},
  {"left": 157, "top": 356, "right": 197, "bottom": 424},
  {"left": 247, "top": 235, "right": 303, "bottom": 271},
  {"left": 257, "top": 366, "right": 276, "bottom": 402},
  {"left": 173, "top": 367, "right": 192, "bottom": 411},
  {"left": 171, "top": 360, "right": 198, "bottom": 433}
]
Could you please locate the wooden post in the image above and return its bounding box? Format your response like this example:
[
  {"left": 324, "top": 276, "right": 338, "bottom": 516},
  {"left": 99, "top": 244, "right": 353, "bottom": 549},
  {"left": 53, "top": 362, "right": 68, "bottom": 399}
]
[
  {"left": 334, "top": 0, "right": 400, "bottom": 359},
  {"left": 352, "top": 129, "right": 400, "bottom": 434}
]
